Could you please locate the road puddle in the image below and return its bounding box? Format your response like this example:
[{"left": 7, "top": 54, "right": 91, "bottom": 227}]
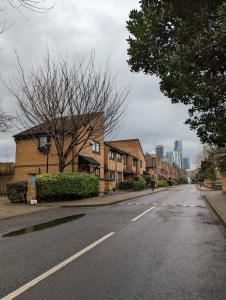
[{"left": 2, "top": 214, "right": 85, "bottom": 238}]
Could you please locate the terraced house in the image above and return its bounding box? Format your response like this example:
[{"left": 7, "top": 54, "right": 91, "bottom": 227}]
[
  {"left": 13, "top": 121, "right": 146, "bottom": 194},
  {"left": 106, "top": 139, "right": 146, "bottom": 178},
  {"left": 104, "top": 141, "right": 146, "bottom": 191},
  {"left": 13, "top": 117, "right": 106, "bottom": 193}
]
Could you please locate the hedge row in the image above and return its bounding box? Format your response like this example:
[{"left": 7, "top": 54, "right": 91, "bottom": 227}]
[
  {"left": 119, "top": 176, "right": 146, "bottom": 191},
  {"left": 156, "top": 180, "right": 167, "bottom": 188},
  {"left": 36, "top": 172, "right": 99, "bottom": 202}
]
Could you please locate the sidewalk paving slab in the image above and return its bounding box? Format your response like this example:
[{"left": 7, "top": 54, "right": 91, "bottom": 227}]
[
  {"left": 0, "top": 188, "right": 168, "bottom": 219},
  {"left": 202, "top": 190, "right": 226, "bottom": 227},
  {"left": 0, "top": 196, "right": 55, "bottom": 220}
]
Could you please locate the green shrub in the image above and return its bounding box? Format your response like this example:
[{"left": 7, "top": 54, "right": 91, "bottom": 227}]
[
  {"left": 118, "top": 181, "right": 133, "bottom": 190},
  {"left": 6, "top": 181, "right": 28, "bottom": 203},
  {"left": 132, "top": 176, "right": 146, "bottom": 191},
  {"left": 36, "top": 172, "right": 99, "bottom": 202},
  {"left": 143, "top": 175, "right": 152, "bottom": 186},
  {"left": 178, "top": 176, "right": 188, "bottom": 184},
  {"left": 119, "top": 177, "right": 146, "bottom": 191},
  {"left": 156, "top": 180, "right": 166, "bottom": 188}
]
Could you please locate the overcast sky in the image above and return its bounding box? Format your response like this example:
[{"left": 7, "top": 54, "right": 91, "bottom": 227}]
[{"left": 0, "top": 0, "right": 202, "bottom": 168}]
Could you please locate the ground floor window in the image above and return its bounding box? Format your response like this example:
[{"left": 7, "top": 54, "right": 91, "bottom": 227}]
[
  {"left": 93, "top": 167, "right": 100, "bottom": 178},
  {"left": 117, "top": 172, "right": 123, "bottom": 182},
  {"left": 109, "top": 171, "right": 115, "bottom": 181}
]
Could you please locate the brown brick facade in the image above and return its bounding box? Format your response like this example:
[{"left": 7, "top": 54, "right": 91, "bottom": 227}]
[
  {"left": 13, "top": 127, "right": 146, "bottom": 195},
  {"left": 106, "top": 139, "right": 146, "bottom": 177}
]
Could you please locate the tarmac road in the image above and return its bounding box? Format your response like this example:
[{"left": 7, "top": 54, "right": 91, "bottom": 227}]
[{"left": 0, "top": 185, "right": 226, "bottom": 299}]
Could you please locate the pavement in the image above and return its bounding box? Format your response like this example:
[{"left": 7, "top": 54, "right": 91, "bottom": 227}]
[
  {"left": 202, "top": 189, "right": 226, "bottom": 226},
  {"left": 0, "top": 187, "right": 167, "bottom": 219},
  {"left": 0, "top": 196, "right": 52, "bottom": 220},
  {"left": 0, "top": 184, "right": 226, "bottom": 300}
]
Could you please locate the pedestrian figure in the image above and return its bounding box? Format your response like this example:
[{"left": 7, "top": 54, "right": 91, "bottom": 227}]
[{"left": 150, "top": 179, "right": 155, "bottom": 191}]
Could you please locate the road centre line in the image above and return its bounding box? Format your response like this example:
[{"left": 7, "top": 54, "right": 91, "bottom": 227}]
[
  {"left": 132, "top": 207, "right": 155, "bottom": 222},
  {"left": 1, "top": 232, "right": 115, "bottom": 300}
]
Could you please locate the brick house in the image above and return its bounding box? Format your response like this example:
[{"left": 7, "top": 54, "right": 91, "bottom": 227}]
[
  {"left": 13, "top": 121, "right": 147, "bottom": 194},
  {"left": 13, "top": 121, "right": 105, "bottom": 193},
  {"left": 145, "top": 153, "right": 169, "bottom": 179},
  {"left": 106, "top": 139, "right": 146, "bottom": 178},
  {"left": 145, "top": 153, "right": 180, "bottom": 180},
  {"left": 104, "top": 142, "right": 143, "bottom": 191}
]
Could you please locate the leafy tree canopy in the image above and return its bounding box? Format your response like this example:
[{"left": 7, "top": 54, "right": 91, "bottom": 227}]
[
  {"left": 127, "top": 0, "right": 226, "bottom": 146},
  {"left": 197, "top": 158, "right": 216, "bottom": 181}
]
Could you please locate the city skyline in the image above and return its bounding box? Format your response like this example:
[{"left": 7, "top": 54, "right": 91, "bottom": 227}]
[{"left": 155, "top": 140, "right": 191, "bottom": 170}]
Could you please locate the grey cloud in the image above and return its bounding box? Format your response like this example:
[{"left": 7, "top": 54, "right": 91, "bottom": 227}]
[{"left": 0, "top": 0, "right": 202, "bottom": 168}]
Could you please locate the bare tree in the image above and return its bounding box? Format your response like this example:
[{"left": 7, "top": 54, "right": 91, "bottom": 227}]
[
  {"left": 10, "top": 52, "right": 128, "bottom": 172},
  {"left": 0, "top": 106, "right": 13, "bottom": 132},
  {"left": 0, "top": 0, "right": 52, "bottom": 34}
]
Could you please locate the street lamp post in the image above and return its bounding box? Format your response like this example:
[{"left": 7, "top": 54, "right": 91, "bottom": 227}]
[{"left": 45, "top": 142, "right": 51, "bottom": 174}]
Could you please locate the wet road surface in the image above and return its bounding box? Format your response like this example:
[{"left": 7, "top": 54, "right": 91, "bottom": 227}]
[{"left": 0, "top": 185, "right": 226, "bottom": 299}]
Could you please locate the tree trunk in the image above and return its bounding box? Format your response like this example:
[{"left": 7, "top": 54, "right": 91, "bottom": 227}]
[{"left": 59, "top": 158, "right": 65, "bottom": 173}]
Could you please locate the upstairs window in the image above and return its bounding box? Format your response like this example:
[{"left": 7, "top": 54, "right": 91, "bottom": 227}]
[
  {"left": 117, "top": 153, "right": 122, "bottom": 162},
  {"left": 109, "top": 151, "right": 115, "bottom": 160},
  {"left": 133, "top": 159, "right": 137, "bottom": 167},
  {"left": 92, "top": 141, "right": 100, "bottom": 154},
  {"left": 38, "top": 135, "right": 50, "bottom": 150},
  {"left": 140, "top": 160, "right": 143, "bottom": 168},
  {"left": 123, "top": 156, "right": 127, "bottom": 165}
]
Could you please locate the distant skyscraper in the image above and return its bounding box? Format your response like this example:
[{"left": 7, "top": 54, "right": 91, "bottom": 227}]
[
  {"left": 174, "top": 140, "right": 183, "bottom": 169},
  {"left": 174, "top": 140, "right": 182, "bottom": 152},
  {"left": 183, "top": 157, "right": 191, "bottom": 170},
  {"left": 166, "top": 151, "right": 173, "bottom": 165},
  {"left": 172, "top": 151, "right": 182, "bottom": 169},
  {"left": 156, "top": 145, "right": 164, "bottom": 158}
]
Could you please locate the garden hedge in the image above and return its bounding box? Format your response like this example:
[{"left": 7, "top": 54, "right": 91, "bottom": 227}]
[
  {"left": 119, "top": 176, "right": 146, "bottom": 191},
  {"left": 156, "top": 180, "right": 167, "bottom": 188},
  {"left": 36, "top": 172, "right": 99, "bottom": 202},
  {"left": 143, "top": 175, "right": 152, "bottom": 186},
  {"left": 118, "top": 181, "right": 133, "bottom": 190},
  {"left": 6, "top": 181, "right": 28, "bottom": 203},
  {"left": 133, "top": 176, "right": 146, "bottom": 191}
]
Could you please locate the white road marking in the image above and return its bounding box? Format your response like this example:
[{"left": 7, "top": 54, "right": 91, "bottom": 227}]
[
  {"left": 1, "top": 232, "right": 115, "bottom": 300},
  {"left": 131, "top": 207, "right": 155, "bottom": 222}
]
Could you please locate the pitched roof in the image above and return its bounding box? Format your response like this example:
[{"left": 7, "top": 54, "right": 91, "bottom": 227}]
[
  {"left": 14, "top": 112, "right": 103, "bottom": 139},
  {"left": 104, "top": 142, "right": 129, "bottom": 155}
]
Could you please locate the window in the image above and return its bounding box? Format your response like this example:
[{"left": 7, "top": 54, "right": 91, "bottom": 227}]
[
  {"left": 140, "top": 160, "right": 143, "bottom": 168},
  {"left": 93, "top": 167, "right": 100, "bottom": 178},
  {"left": 123, "top": 156, "right": 127, "bottom": 165},
  {"left": 118, "top": 172, "right": 123, "bottom": 182},
  {"left": 133, "top": 159, "right": 137, "bottom": 167},
  {"left": 109, "top": 151, "right": 115, "bottom": 160},
  {"left": 38, "top": 135, "right": 50, "bottom": 149},
  {"left": 92, "top": 141, "right": 100, "bottom": 154},
  {"left": 109, "top": 171, "right": 115, "bottom": 181},
  {"left": 117, "top": 153, "right": 122, "bottom": 162}
]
